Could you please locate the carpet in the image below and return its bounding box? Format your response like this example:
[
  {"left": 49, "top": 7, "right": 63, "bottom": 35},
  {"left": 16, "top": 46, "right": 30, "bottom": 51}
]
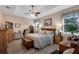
[
  {"left": 51, "top": 50, "right": 62, "bottom": 54},
  {"left": 7, "top": 39, "right": 59, "bottom": 54}
]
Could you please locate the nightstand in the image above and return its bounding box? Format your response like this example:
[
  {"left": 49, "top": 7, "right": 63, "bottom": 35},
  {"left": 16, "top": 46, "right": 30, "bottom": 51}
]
[{"left": 55, "top": 35, "right": 62, "bottom": 44}]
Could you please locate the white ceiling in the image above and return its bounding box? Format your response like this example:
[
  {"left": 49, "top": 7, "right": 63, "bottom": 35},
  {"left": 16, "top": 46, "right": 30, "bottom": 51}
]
[{"left": 0, "top": 5, "right": 75, "bottom": 19}]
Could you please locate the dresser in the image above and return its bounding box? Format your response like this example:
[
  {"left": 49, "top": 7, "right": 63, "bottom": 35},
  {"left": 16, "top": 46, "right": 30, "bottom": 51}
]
[
  {"left": 6, "top": 29, "right": 13, "bottom": 43},
  {"left": 59, "top": 41, "right": 71, "bottom": 53},
  {"left": 0, "top": 29, "right": 13, "bottom": 54},
  {"left": 0, "top": 30, "right": 7, "bottom": 53}
]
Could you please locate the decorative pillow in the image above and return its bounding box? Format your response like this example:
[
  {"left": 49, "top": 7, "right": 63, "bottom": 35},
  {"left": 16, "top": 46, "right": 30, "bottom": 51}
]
[
  {"left": 46, "top": 31, "right": 54, "bottom": 36},
  {"left": 41, "top": 30, "right": 47, "bottom": 34}
]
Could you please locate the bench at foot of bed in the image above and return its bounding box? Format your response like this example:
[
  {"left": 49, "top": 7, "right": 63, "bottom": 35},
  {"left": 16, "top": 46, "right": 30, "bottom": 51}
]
[{"left": 22, "top": 38, "right": 34, "bottom": 49}]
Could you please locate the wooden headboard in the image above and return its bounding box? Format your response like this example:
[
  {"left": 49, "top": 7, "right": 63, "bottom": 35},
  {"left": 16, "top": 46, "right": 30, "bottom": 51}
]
[{"left": 41, "top": 28, "right": 56, "bottom": 32}]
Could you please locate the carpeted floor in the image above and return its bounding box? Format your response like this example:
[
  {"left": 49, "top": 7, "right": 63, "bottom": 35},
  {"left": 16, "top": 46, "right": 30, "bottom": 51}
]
[{"left": 7, "top": 39, "right": 59, "bottom": 54}]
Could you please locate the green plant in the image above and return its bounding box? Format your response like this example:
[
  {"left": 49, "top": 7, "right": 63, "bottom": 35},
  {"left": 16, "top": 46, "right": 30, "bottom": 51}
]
[{"left": 67, "top": 23, "right": 79, "bottom": 34}]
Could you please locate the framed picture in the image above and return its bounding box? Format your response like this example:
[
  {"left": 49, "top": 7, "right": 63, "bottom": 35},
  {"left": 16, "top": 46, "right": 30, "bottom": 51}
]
[
  {"left": 5, "top": 21, "right": 13, "bottom": 29},
  {"left": 44, "top": 18, "right": 52, "bottom": 26},
  {"left": 15, "top": 23, "right": 21, "bottom": 28}
]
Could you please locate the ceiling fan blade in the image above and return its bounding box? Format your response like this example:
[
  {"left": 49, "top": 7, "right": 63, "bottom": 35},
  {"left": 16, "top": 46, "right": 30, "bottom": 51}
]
[
  {"left": 35, "top": 14, "right": 38, "bottom": 17},
  {"left": 36, "top": 12, "right": 40, "bottom": 14}
]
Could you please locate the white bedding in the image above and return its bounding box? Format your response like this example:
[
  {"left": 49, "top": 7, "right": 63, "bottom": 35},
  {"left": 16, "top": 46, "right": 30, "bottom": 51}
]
[{"left": 26, "top": 33, "right": 53, "bottom": 49}]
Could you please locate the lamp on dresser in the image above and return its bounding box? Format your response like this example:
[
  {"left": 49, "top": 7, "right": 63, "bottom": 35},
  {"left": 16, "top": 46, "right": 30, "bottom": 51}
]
[{"left": 54, "top": 24, "right": 63, "bottom": 44}]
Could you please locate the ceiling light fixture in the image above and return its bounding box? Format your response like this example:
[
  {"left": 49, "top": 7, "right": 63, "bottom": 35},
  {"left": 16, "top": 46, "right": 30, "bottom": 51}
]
[
  {"left": 30, "top": 14, "right": 35, "bottom": 17},
  {"left": 25, "top": 5, "right": 40, "bottom": 18}
]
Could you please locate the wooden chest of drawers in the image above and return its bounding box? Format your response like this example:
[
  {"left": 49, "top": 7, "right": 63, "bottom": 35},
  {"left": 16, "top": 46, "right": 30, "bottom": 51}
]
[
  {"left": 0, "top": 30, "right": 7, "bottom": 53},
  {"left": 0, "top": 29, "right": 13, "bottom": 54}
]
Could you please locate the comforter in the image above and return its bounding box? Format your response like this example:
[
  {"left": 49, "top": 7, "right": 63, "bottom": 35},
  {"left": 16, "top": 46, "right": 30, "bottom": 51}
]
[{"left": 26, "top": 33, "right": 53, "bottom": 49}]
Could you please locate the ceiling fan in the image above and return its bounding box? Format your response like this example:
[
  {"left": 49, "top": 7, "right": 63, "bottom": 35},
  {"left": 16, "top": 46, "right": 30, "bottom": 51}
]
[{"left": 25, "top": 5, "right": 40, "bottom": 17}]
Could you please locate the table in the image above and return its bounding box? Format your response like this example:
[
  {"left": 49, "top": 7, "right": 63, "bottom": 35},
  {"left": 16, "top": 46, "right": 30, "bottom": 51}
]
[
  {"left": 59, "top": 41, "right": 71, "bottom": 53},
  {"left": 59, "top": 40, "right": 79, "bottom": 53}
]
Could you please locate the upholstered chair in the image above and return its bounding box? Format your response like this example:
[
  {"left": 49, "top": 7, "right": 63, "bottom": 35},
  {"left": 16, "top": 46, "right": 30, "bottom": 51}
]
[{"left": 63, "top": 48, "right": 74, "bottom": 54}]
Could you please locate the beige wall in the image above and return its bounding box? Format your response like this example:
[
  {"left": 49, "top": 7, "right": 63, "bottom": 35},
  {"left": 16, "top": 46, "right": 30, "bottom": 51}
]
[
  {"left": 40, "top": 12, "right": 62, "bottom": 29},
  {"left": 0, "top": 12, "right": 34, "bottom": 32},
  {"left": 39, "top": 6, "right": 79, "bottom": 30}
]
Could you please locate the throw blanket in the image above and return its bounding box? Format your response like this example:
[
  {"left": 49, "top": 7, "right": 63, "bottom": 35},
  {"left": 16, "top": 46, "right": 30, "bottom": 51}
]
[{"left": 26, "top": 33, "right": 53, "bottom": 49}]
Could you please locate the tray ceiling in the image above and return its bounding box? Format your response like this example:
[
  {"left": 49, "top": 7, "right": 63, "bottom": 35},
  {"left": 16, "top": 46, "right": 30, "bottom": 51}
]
[{"left": 0, "top": 5, "right": 75, "bottom": 19}]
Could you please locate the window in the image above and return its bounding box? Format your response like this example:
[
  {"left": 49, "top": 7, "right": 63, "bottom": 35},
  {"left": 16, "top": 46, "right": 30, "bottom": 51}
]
[
  {"left": 34, "top": 19, "right": 40, "bottom": 32},
  {"left": 64, "top": 12, "right": 79, "bottom": 32},
  {"left": 35, "top": 22, "right": 40, "bottom": 32}
]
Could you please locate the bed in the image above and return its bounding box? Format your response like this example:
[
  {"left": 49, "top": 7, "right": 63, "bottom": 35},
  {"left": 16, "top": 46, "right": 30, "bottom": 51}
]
[{"left": 22, "top": 28, "right": 56, "bottom": 49}]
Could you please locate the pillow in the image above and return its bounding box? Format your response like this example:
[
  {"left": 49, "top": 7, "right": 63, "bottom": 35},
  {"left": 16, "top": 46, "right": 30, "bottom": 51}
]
[
  {"left": 46, "top": 31, "right": 54, "bottom": 36},
  {"left": 41, "top": 30, "right": 47, "bottom": 34}
]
